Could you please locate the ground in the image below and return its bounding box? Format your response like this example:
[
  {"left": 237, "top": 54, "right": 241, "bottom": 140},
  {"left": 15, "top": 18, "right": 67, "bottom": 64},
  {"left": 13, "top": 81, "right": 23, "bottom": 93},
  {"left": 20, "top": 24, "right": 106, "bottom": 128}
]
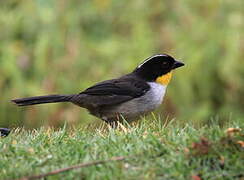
[{"left": 0, "top": 118, "right": 243, "bottom": 180}]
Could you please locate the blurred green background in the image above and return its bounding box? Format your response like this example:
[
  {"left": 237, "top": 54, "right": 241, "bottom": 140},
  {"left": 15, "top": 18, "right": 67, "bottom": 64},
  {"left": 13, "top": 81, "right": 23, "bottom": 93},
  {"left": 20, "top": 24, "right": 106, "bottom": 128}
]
[{"left": 0, "top": 0, "right": 243, "bottom": 128}]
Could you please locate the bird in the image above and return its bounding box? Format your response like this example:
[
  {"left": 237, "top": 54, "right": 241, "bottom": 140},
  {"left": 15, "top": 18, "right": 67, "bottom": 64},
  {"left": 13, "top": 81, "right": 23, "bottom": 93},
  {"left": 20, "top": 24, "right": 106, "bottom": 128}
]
[
  {"left": 12, "top": 54, "right": 184, "bottom": 126},
  {"left": 0, "top": 128, "right": 11, "bottom": 137}
]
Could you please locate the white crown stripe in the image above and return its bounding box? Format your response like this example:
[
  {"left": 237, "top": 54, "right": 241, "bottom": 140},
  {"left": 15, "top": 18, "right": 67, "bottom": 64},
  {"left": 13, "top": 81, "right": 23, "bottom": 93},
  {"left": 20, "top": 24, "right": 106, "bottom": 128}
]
[{"left": 137, "top": 54, "right": 168, "bottom": 68}]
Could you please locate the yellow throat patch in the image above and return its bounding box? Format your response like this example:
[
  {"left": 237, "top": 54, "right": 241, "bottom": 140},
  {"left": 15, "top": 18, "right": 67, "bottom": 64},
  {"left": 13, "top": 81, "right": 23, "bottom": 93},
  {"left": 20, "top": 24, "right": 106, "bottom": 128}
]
[{"left": 156, "top": 71, "right": 173, "bottom": 85}]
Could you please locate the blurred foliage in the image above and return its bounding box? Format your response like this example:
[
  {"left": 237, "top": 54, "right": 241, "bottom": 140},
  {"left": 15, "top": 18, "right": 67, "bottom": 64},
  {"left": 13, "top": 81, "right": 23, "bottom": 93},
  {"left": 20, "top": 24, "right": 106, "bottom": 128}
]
[{"left": 0, "top": 0, "right": 243, "bottom": 128}]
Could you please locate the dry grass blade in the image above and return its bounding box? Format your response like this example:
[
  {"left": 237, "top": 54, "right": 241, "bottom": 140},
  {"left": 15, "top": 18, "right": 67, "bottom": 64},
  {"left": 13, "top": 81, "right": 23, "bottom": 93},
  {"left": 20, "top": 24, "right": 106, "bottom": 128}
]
[{"left": 17, "top": 156, "right": 126, "bottom": 180}]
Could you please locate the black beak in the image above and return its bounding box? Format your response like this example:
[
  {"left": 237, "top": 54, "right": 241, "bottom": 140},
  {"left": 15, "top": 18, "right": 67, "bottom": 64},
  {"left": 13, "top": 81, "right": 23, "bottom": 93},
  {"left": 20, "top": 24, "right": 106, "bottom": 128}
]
[{"left": 172, "top": 60, "right": 184, "bottom": 69}]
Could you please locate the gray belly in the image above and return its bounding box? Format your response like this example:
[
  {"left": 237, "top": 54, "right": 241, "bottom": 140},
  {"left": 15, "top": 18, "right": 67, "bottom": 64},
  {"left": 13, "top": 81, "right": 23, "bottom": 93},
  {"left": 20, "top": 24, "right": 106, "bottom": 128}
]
[{"left": 98, "top": 82, "right": 167, "bottom": 122}]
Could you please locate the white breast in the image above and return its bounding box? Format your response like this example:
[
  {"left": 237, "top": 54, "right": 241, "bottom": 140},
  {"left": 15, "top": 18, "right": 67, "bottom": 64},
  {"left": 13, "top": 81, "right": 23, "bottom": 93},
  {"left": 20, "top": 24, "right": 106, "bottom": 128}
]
[
  {"left": 146, "top": 82, "right": 167, "bottom": 108},
  {"left": 100, "top": 82, "right": 167, "bottom": 121},
  {"left": 113, "top": 82, "right": 167, "bottom": 116}
]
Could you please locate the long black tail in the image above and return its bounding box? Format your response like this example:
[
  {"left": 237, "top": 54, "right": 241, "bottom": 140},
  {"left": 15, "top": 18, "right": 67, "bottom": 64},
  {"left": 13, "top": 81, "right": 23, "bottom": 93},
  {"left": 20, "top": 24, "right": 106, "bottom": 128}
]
[{"left": 11, "top": 94, "right": 74, "bottom": 106}]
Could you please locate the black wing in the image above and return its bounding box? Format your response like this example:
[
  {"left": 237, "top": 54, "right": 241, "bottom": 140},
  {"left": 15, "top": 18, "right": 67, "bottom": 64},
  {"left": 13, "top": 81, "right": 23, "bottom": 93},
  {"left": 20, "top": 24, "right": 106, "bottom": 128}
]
[{"left": 72, "top": 77, "right": 150, "bottom": 107}]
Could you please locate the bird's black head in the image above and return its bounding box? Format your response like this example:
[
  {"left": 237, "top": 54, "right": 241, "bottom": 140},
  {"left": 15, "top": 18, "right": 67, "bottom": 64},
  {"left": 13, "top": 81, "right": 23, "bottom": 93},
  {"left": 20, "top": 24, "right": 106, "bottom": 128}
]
[{"left": 133, "top": 54, "right": 184, "bottom": 85}]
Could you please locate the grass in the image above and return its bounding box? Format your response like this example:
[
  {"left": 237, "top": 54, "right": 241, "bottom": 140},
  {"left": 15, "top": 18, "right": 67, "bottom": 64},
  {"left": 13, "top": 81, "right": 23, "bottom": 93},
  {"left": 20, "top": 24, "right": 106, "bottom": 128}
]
[{"left": 0, "top": 118, "right": 243, "bottom": 180}]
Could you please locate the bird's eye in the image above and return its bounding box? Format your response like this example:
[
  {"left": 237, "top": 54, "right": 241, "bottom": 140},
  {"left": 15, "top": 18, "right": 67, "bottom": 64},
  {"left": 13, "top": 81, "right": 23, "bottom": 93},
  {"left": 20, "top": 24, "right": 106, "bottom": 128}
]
[{"left": 162, "top": 62, "right": 168, "bottom": 65}]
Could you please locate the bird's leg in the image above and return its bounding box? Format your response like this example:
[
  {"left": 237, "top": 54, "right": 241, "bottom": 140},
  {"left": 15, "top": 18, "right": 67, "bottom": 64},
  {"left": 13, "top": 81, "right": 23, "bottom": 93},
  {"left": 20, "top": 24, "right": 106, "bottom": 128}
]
[
  {"left": 101, "top": 116, "right": 118, "bottom": 129},
  {"left": 109, "top": 121, "right": 119, "bottom": 128},
  {"left": 116, "top": 113, "right": 120, "bottom": 122}
]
